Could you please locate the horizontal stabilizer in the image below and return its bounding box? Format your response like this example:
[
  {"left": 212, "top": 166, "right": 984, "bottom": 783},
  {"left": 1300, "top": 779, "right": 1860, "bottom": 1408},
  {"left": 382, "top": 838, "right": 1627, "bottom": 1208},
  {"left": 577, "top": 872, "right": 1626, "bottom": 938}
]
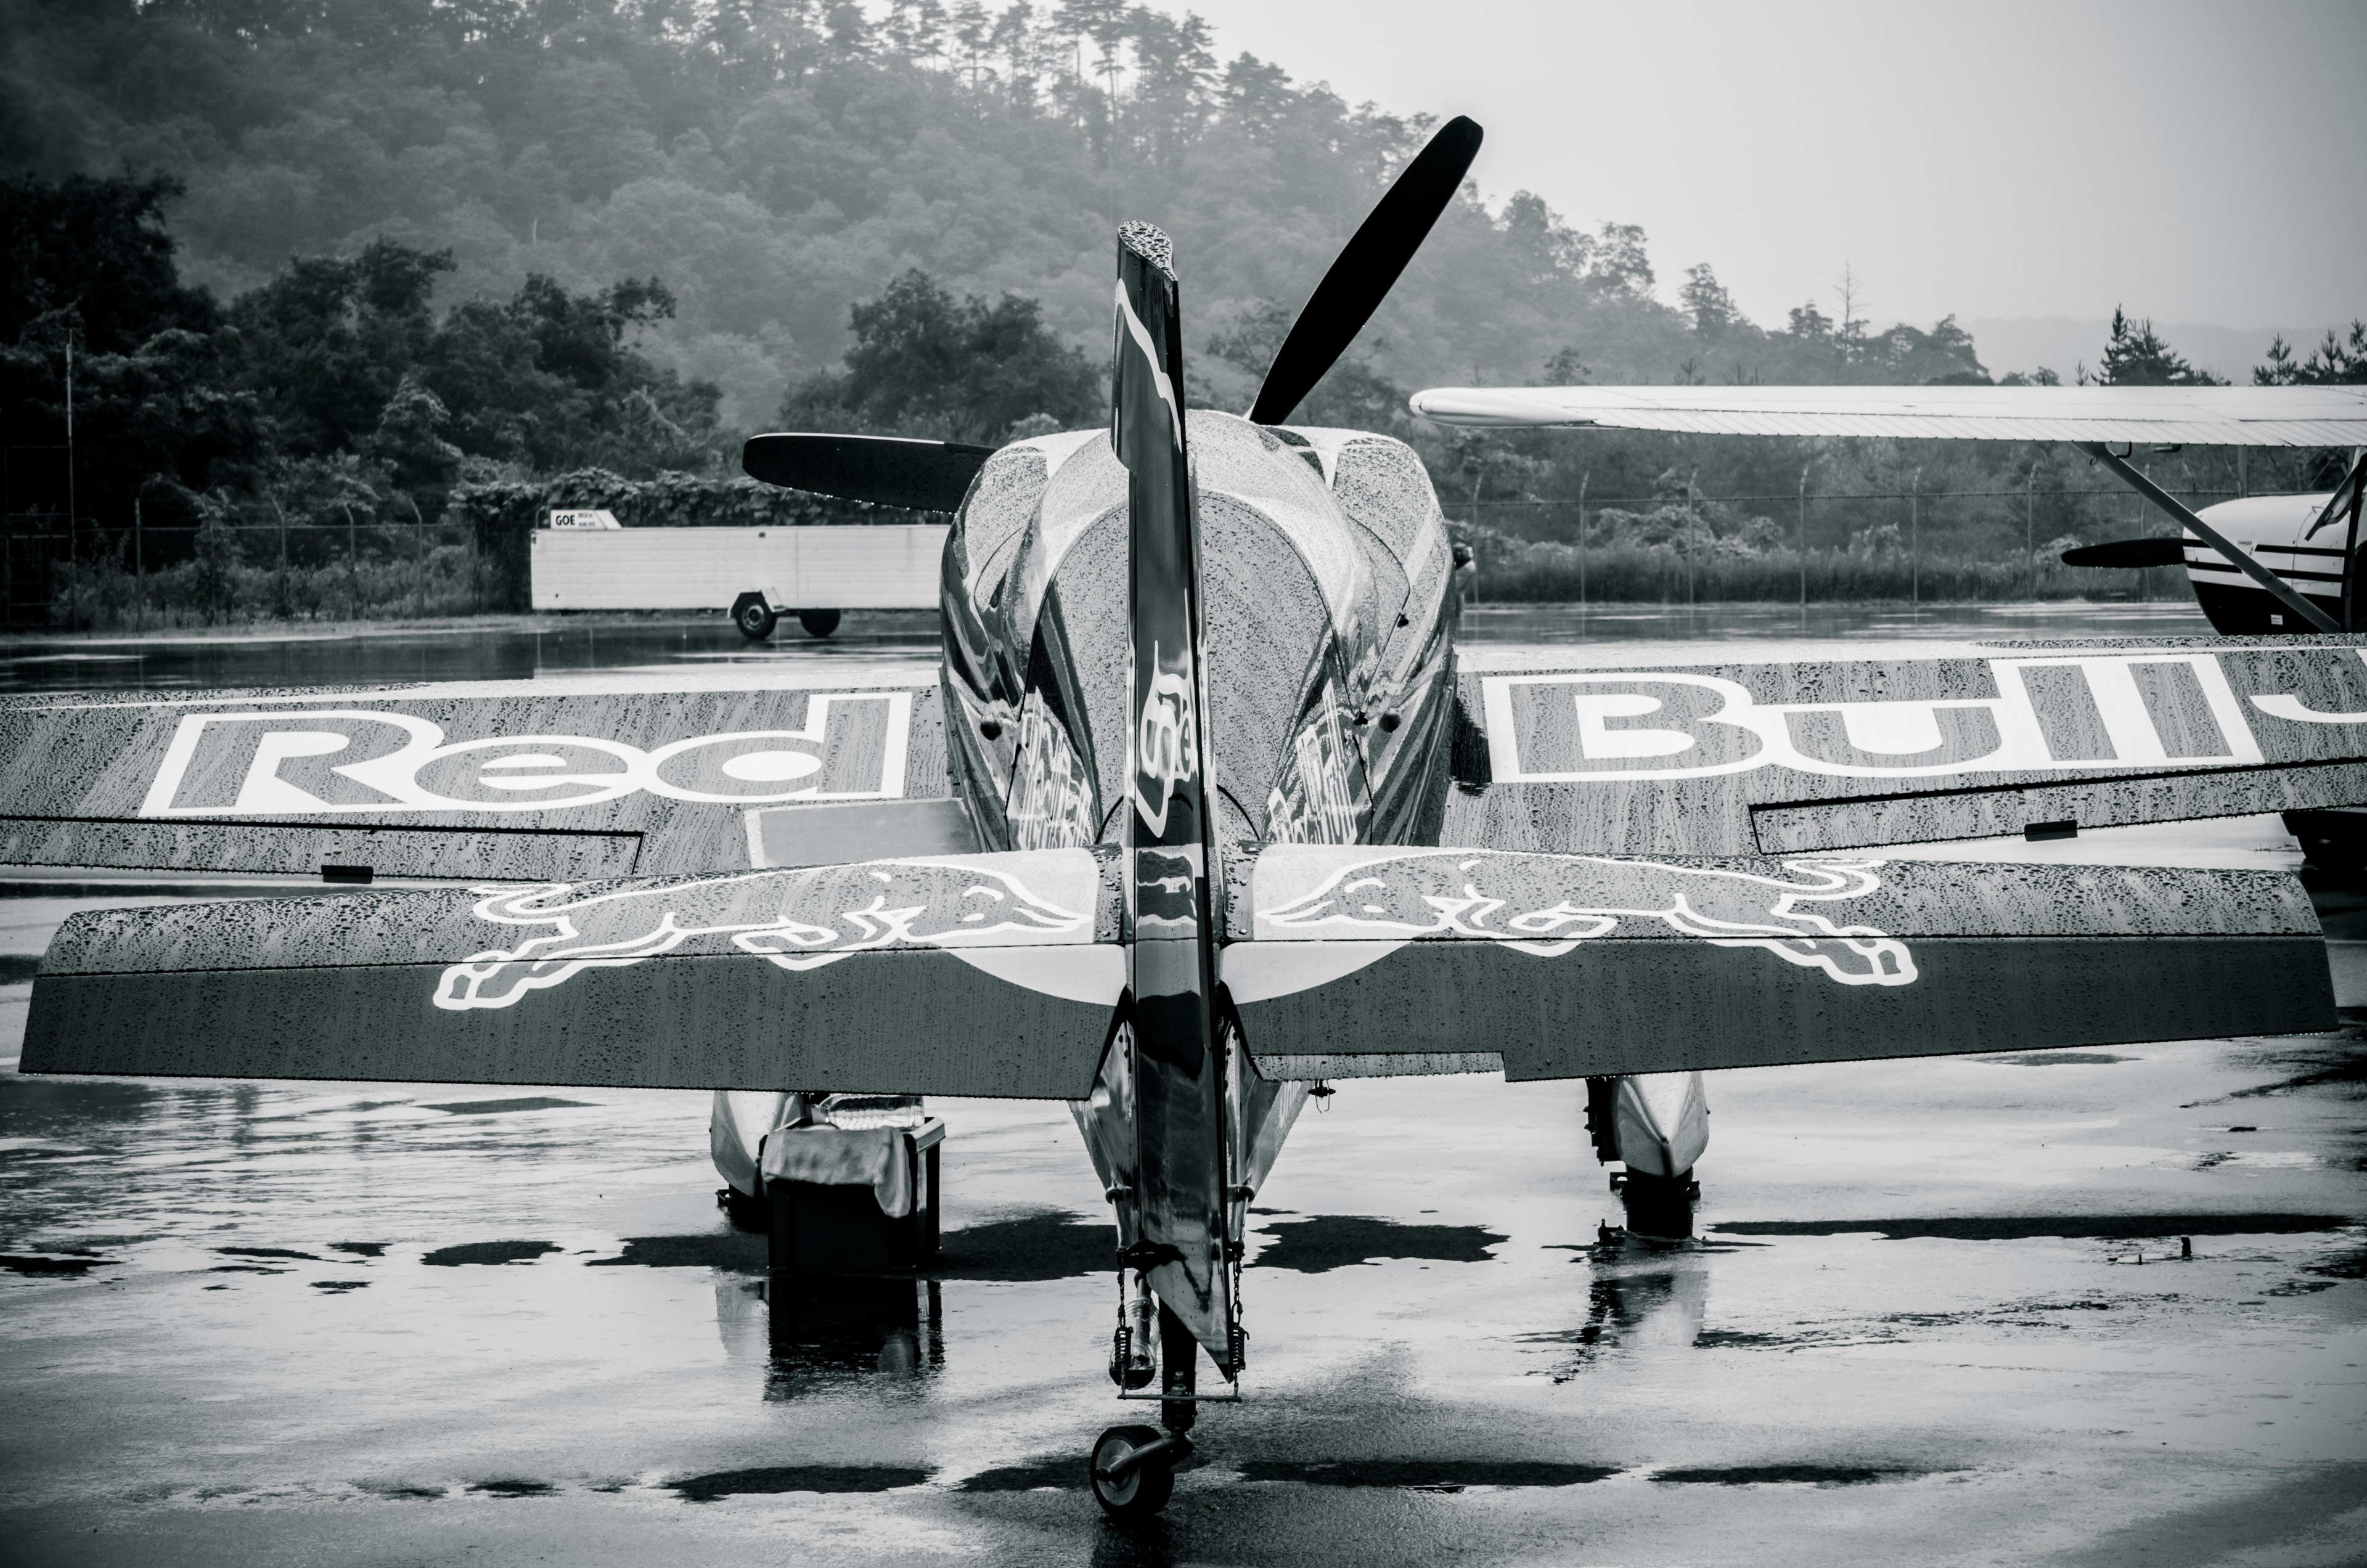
[
  {"left": 742, "top": 433, "right": 994, "bottom": 513},
  {"left": 23, "top": 850, "right": 1123, "bottom": 1099},
  {"left": 1221, "top": 845, "right": 2331, "bottom": 1080}
]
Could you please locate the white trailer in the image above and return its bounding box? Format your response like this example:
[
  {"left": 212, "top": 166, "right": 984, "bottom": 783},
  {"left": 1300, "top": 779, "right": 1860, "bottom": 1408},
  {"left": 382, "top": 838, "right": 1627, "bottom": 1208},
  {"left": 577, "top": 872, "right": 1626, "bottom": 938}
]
[{"left": 529, "top": 523, "right": 949, "bottom": 639}]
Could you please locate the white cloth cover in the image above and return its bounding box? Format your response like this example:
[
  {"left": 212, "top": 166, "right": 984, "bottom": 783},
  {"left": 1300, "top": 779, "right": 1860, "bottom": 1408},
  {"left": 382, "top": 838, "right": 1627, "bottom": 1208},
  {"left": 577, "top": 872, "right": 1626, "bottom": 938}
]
[{"left": 761, "top": 1124, "right": 914, "bottom": 1217}]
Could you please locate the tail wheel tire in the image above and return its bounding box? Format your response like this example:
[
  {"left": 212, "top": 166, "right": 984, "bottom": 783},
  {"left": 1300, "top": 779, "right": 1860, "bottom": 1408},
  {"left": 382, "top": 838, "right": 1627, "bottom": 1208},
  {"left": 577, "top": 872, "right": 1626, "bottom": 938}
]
[
  {"left": 732, "top": 594, "right": 777, "bottom": 642},
  {"left": 798, "top": 607, "right": 843, "bottom": 638},
  {"left": 1089, "top": 1424, "right": 1173, "bottom": 1519}
]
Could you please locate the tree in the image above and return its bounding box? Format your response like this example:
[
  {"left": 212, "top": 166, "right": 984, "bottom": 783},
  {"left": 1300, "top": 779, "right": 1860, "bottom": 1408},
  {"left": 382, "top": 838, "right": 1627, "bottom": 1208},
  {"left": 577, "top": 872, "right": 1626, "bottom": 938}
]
[
  {"left": 780, "top": 269, "right": 1099, "bottom": 444},
  {"left": 0, "top": 173, "right": 218, "bottom": 354},
  {"left": 1681, "top": 264, "right": 1739, "bottom": 339},
  {"left": 229, "top": 239, "right": 454, "bottom": 457},
  {"left": 2094, "top": 307, "right": 2222, "bottom": 386},
  {"left": 2255, "top": 322, "right": 2367, "bottom": 386}
]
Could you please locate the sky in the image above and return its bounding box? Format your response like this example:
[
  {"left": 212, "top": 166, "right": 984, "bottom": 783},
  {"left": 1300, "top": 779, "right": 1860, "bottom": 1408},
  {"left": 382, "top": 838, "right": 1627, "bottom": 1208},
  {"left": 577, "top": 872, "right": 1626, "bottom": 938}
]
[{"left": 1164, "top": 0, "right": 2367, "bottom": 337}]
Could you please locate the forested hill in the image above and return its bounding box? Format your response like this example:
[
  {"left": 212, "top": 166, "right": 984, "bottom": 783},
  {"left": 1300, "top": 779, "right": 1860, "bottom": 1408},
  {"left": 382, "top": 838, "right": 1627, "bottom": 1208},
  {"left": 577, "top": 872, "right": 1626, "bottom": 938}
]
[{"left": 4, "top": 0, "right": 2001, "bottom": 430}]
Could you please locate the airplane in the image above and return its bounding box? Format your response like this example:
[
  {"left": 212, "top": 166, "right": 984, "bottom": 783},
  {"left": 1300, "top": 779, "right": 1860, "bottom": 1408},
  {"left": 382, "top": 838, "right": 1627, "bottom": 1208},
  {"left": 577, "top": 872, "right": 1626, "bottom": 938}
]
[{"left": 15, "top": 115, "right": 2367, "bottom": 1519}]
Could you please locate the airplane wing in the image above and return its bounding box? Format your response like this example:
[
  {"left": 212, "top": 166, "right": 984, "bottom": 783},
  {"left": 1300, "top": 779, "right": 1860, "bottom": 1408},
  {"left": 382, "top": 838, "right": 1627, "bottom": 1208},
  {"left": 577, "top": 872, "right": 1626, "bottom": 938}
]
[
  {"left": 1408, "top": 383, "right": 2367, "bottom": 446},
  {"left": 0, "top": 667, "right": 963, "bottom": 881},
  {"left": 21, "top": 849, "right": 1122, "bottom": 1098},
  {"left": 1221, "top": 843, "right": 2332, "bottom": 1080},
  {"left": 1444, "top": 637, "right": 2367, "bottom": 855},
  {"left": 23, "top": 835, "right": 2324, "bottom": 1095}
]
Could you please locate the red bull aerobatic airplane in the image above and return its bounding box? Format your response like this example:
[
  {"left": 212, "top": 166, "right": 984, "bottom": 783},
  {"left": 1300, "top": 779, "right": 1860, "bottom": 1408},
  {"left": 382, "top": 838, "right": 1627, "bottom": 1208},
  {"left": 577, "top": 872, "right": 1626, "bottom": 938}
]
[{"left": 14, "top": 118, "right": 2367, "bottom": 1517}]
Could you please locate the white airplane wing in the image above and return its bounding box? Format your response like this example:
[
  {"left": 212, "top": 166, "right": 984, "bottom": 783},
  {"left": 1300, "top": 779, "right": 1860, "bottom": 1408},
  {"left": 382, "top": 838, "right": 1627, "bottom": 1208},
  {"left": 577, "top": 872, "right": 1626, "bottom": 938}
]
[
  {"left": 0, "top": 667, "right": 962, "bottom": 881},
  {"left": 1408, "top": 383, "right": 2367, "bottom": 446},
  {"left": 1442, "top": 637, "right": 2367, "bottom": 856}
]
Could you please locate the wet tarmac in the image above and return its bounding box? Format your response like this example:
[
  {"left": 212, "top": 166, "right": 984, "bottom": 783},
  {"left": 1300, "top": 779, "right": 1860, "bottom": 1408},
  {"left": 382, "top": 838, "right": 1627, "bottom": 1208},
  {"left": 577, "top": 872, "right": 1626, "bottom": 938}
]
[{"left": 4, "top": 600, "right": 2365, "bottom": 1566}]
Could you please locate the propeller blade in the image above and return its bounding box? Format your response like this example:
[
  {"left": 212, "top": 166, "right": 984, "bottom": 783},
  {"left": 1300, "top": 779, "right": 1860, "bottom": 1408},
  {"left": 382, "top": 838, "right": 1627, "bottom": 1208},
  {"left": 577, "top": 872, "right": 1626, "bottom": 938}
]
[
  {"left": 742, "top": 433, "right": 996, "bottom": 513},
  {"left": 2060, "top": 537, "right": 2187, "bottom": 568},
  {"left": 1248, "top": 115, "right": 1484, "bottom": 427}
]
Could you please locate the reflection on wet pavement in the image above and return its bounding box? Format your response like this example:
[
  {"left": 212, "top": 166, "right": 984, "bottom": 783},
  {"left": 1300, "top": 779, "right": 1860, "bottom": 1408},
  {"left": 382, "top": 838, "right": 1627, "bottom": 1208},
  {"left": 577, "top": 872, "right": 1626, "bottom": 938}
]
[{"left": 0, "top": 612, "right": 942, "bottom": 693}]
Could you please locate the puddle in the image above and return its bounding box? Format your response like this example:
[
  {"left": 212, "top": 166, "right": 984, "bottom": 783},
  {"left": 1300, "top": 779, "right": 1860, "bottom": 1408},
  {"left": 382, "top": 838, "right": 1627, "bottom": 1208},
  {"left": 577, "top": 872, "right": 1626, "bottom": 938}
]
[
  {"left": 1250, "top": 1216, "right": 1507, "bottom": 1273},
  {"left": 467, "top": 1479, "right": 557, "bottom": 1498},
  {"left": 329, "top": 1242, "right": 386, "bottom": 1257},
  {"left": 589, "top": 1233, "right": 769, "bottom": 1272},
  {"left": 1235, "top": 1460, "right": 1619, "bottom": 1489},
  {"left": 217, "top": 1246, "right": 321, "bottom": 1262},
  {"left": 1652, "top": 1464, "right": 1932, "bottom": 1485},
  {"left": 422, "top": 1097, "right": 597, "bottom": 1115},
  {"left": 759, "top": 1276, "right": 944, "bottom": 1398},
  {"left": 356, "top": 1482, "right": 445, "bottom": 1500},
  {"left": 1, "top": 1253, "right": 115, "bottom": 1276},
  {"left": 671, "top": 1464, "right": 933, "bottom": 1501},
  {"left": 1974, "top": 1051, "right": 2132, "bottom": 1066},
  {"left": 924, "top": 1212, "right": 1111, "bottom": 1281},
  {"left": 957, "top": 1458, "right": 1079, "bottom": 1492},
  {"left": 420, "top": 1240, "right": 562, "bottom": 1267},
  {"left": 1709, "top": 1215, "right": 2354, "bottom": 1242},
  {"left": 309, "top": 1280, "right": 369, "bottom": 1292},
  {"left": 1523, "top": 1267, "right": 1707, "bottom": 1374}
]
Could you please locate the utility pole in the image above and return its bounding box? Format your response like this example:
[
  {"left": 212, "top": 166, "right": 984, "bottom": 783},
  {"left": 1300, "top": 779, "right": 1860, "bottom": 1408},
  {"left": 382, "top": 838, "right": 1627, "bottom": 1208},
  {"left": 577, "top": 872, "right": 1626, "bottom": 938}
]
[{"left": 133, "top": 493, "right": 144, "bottom": 632}]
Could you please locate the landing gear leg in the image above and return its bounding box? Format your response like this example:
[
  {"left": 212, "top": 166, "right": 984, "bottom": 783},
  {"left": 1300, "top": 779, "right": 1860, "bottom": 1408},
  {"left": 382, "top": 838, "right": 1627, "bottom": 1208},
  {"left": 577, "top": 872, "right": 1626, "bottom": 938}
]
[
  {"left": 1086, "top": 1300, "right": 1195, "bottom": 1519},
  {"left": 1587, "top": 1073, "right": 1709, "bottom": 1241}
]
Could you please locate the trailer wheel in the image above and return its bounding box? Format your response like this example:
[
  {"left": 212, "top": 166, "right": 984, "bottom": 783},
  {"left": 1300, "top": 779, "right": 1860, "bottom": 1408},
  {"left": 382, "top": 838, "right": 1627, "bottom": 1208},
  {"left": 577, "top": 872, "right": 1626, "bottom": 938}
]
[
  {"left": 798, "top": 607, "right": 842, "bottom": 639},
  {"left": 732, "top": 592, "right": 777, "bottom": 642}
]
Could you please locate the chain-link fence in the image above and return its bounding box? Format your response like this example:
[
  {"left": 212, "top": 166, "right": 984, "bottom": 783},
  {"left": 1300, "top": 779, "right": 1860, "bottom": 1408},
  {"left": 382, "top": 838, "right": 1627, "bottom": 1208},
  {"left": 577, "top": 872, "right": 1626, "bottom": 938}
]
[{"left": 1455, "top": 484, "right": 2236, "bottom": 605}]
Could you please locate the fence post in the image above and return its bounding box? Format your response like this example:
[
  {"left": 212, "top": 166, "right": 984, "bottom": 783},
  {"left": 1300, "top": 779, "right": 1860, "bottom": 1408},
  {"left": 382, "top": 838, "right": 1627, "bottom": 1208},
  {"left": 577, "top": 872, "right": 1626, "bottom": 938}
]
[
  {"left": 1577, "top": 470, "right": 1588, "bottom": 611},
  {"left": 1797, "top": 465, "right": 1809, "bottom": 607},
  {"left": 345, "top": 504, "right": 358, "bottom": 621},
  {"left": 1910, "top": 467, "right": 1920, "bottom": 606},
  {"left": 2026, "top": 466, "right": 2037, "bottom": 602},
  {"left": 406, "top": 494, "right": 428, "bottom": 619},
  {"left": 133, "top": 494, "right": 144, "bottom": 632}
]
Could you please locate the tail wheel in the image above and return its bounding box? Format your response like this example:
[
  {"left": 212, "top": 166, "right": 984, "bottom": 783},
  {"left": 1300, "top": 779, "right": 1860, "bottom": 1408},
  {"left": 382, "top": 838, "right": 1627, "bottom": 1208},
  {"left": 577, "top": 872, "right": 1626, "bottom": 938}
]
[
  {"left": 798, "top": 607, "right": 842, "bottom": 638},
  {"left": 1088, "top": 1424, "right": 1174, "bottom": 1519},
  {"left": 732, "top": 593, "right": 777, "bottom": 642}
]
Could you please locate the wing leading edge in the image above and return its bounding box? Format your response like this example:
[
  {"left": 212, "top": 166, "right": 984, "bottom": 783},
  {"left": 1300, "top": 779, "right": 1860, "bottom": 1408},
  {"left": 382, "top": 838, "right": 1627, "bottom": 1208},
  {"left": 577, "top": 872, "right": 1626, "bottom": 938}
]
[{"left": 1408, "top": 383, "right": 2367, "bottom": 447}]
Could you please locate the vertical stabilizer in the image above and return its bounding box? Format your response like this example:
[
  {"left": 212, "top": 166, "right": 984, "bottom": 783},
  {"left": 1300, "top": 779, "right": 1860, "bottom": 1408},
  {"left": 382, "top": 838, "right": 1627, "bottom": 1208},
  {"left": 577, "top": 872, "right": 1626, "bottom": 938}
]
[{"left": 1112, "top": 223, "right": 1232, "bottom": 1370}]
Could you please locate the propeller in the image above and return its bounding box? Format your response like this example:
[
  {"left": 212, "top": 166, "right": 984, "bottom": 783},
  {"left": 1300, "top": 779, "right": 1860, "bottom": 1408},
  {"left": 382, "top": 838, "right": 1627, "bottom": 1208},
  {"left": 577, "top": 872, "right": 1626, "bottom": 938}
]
[
  {"left": 742, "top": 433, "right": 996, "bottom": 513},
  {"left": 1248, "top": 115, "right": 1485, "bottom": 427},
  {"left": 2059, "top": 537, "right": 2187, "bottom": 569}
]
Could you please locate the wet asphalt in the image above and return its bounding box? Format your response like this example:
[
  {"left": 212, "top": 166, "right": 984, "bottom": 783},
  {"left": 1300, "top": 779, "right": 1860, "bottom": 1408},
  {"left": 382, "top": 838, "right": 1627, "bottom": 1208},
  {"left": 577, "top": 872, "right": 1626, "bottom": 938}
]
[{"left": 2, "top": 603, "right": 2363, "bottom": 1567}]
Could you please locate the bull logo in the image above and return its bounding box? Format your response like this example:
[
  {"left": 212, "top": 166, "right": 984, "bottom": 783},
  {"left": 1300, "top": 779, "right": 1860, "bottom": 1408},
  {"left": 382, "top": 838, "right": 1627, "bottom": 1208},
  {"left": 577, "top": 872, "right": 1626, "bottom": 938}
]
[
  {"left": 435, "top": 855, "right": 1092, "bottom": 1010},
  {"left": 1256, "top": 851, "right": 1915, "bottom": 987}
]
